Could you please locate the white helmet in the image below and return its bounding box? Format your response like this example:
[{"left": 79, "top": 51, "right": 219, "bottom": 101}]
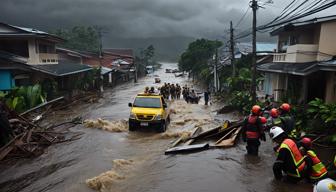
[
  {"left": 314, "top": 178, "right": 336, "bottom": 192},
  {"left": 269, "top": 126, "right": 284, "bottom": 139}
]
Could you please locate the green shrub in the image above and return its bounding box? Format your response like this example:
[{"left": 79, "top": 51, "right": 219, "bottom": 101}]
[{"left": 0, "top": 84, "right": 46, "bottom": 112}]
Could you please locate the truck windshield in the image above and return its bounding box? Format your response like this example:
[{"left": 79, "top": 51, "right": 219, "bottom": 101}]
[{"left": 133, "top": 97, "right": 161, "bottom": 108}]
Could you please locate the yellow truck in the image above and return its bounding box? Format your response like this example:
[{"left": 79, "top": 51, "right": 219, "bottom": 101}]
[{"left": 128, "top": 93, "right": 170, "bottom": 132}]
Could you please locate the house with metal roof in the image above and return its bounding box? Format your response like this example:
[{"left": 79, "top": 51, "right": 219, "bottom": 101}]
[
  {"left": 0, "top": 22, "right": 93, "bottom": 99},
  {"left": 257, "top": 15, "right": 336, "bottom": 104}
]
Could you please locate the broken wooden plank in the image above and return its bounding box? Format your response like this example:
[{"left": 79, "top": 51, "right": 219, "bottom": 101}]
[
  {"left": 203, "top": 121, "right": 243, "bottom": 140},
  {"left": 26, "top": 129, "right": 33, "bottom": 143},
  {"left": 20, "top": 96, "right": 64, "bottom": 116},
  {"left": 215, "top": 127, "right": 242, "bottom": 148},
  {"left": 171, "top": 137, "right": 184, "bottom": 148},
  {"left": 215, "top": 127, "right": 238, "bottom": 145},
  {"left": 191, "top": 125, "right": 222, "bottom": 140},
  {"left": 184, "top": 127, "right": 202, "bottom": 146},
  {"left": 165, "top": 143, "right": 209, "bottom": 155}
]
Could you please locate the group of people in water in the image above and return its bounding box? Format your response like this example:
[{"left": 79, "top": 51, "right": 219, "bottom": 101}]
[
  {"left": 159, "top": 83, "right": 182, "bottom": 100},
  {"left": 144, "top": 83, "right": 207, "bottom": 104},
  {"left": 242, "top": 102, "right": 336, "bottom": 192}
]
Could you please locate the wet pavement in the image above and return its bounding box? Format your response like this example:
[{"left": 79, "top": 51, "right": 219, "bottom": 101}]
[{"left": 0, "top": 63, "right": 315, "bottom": 192}]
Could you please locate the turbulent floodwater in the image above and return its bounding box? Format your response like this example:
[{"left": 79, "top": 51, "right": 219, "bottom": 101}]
[{"left": 0, "top": 62, "right": 318, "bottom": 192}]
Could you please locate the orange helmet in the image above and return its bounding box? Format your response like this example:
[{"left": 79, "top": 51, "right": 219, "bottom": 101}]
[
  {"left": 260, "top": 116, "right": 267, "bottom": 124},
  {"left": 251, "top": 105, "right": 261, "bottom": 115},
  {"left": 300, "top": 137, "right": 312, "bottom": 149},
  {"left": 270, "top": 108, "right": 279, "bottom": 118},
  {"left": 280, "top": 103, "right": 290, "bottom": 112}
]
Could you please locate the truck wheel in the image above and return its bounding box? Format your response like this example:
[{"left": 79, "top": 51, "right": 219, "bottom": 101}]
[
  {"left": 157, "top": 121, "right": 166, "bottom": 133},
  {"left": 129, "top": 124, "right": 136, "bottom": 132}
]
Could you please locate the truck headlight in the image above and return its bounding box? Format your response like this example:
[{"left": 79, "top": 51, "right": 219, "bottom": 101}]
[
  {"left": 129, "top": 112, "right": 136, "bottom": 119},
  {"left": 154, "top": 114, "right": 162, "bottom": 120}
]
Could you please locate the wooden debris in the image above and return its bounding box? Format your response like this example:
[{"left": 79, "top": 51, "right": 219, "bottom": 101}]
[
  {"left": 164, "top": 120, "right": 243, "bottom": 154},
  {"left": 215, "top": 128, "right": 238, "bottom": 145},
  {"left": 0, "top": 102, "right": 82, "bottom": 161},
  {"left": 165, "top": 143, "right": 209, "bottom": 155},
  {"left": 184, "top": 127, "right": 202, "bottom": 146},
  {"left": 215, "top": 128, "right": 242, "bottom": 148}
]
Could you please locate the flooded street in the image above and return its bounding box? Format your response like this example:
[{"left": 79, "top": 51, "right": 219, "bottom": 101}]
[{"left": 0, "top": 63, "right": 313, "bottom": 192}]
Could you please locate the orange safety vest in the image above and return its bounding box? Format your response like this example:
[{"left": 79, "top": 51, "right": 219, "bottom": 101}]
[
  {"left": 246, "top": 115, "right": 260, "bottom": 139},
  {"left": 277, "top": 138, "right": 306, "bottom": 178},
  {"left": 307, "top": 150, "right": 328, "bottom": 180}
]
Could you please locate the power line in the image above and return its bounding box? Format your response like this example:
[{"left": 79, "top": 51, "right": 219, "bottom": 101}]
[
  {"left": 234, "top": 0, "right": 336, "bottom": 40},
  {"left": 235, "top": 5, "right": 251, "bottom": 28}
]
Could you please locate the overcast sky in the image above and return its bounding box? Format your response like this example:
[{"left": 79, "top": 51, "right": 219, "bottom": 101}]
[{"left": 0, "top": 0, "right": 334, "bottom": 44}]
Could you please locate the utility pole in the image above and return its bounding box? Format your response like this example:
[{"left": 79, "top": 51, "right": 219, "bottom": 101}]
[
  {"left": 214, "top": 48, "right": 219, "bottom": 92},
  {"left": 97, "top": 28, "right": 104, "bottom": 95},
  {"left": 250, "top": 0, "right": 258, "bottom": 103},
  {"left": 230, "top": 21, "right": 236, "bottom": 77},
  {"left": 134, "top": 58, "right": 138, "bottom": 83}
]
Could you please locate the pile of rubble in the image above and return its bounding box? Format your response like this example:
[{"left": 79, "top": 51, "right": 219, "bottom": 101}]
[
  {"left": 165, "top": 120, "right": 243, "bottom": 154},
  {"left": 0, "top": 102, "right": 82, "bottom": 162}
]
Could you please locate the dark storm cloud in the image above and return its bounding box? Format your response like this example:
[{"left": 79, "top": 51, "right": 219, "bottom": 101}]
[{"left": 0, "top": 0, "right": 288, "bottom": 39}]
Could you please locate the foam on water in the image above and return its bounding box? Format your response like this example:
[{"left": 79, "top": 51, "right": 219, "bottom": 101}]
[{"left": 84, "top": 118, "right": 128, "bottom": 132}]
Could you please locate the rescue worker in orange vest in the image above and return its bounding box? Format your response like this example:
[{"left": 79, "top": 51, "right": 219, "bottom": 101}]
[
  {"left": 242, "top": 105, "right": 266, "bottom": 156},
  {"left": 270, "top": 126, "right": 306, "bottom": 183},
  {"left": 278, "top": 103, "right": 297, "bottom": 138},
  {"left": 265, "top": 108, "right": 281, "bottom": 131},
  {"left": 300, "top": 137, "right": 328, "bottom": 182}
]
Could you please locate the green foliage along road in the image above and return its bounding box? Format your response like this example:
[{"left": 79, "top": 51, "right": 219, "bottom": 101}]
[{"left": 178, "top": 39, "right": 222, "bottom": 83}]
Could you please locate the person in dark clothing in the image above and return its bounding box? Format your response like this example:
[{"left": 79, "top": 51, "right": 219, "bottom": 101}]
[
  {"left": 204, "top": 89, "right": 210, "bottom": 105},
  {"left": 270, "top": 126, "right": 306, "bottom": 183},
  {"left": 149, "top": 87, "right": 155, "bottom": 93},
  {"left": 170, "top": 84, "right": 176, "bottom": 100},
  {"left": 242, "top": 105, "right": 266, "bottom": 156}
]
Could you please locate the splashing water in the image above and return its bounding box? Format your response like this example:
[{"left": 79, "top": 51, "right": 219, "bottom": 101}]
[
  {"left": 84, "top": 118, "right": 128, "bottom": 132},
  {"left": 86, "top": 171, "right": 125, "bottom": 191},
  {"left": 155, "top": 131, "right": 192, "bottom": 141},
  {"left": 86, "top": 159, "right": 134, "bottom": 192}
]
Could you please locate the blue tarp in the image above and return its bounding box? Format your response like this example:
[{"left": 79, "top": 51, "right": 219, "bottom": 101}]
[{"left": 0, "top": 70, "right": 14, "bottom": 90}]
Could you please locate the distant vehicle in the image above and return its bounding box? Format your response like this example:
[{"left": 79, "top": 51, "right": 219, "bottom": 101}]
[
  {"left": 172, "top": 69, "right": 180, "bottom": 73},
  {"left": 187, "top": 96, "right": 201, "bottom": 104},
  {"left": 146, "top": 66, "right": 154, "bottom": 74},
  {"left": 128, "top": 93, "right": 170, "bottom": 132},
  {"left": 165, "top": 69, "right": 172, "bottom": 73},
  {"left": 155, "top": 77, "right": 161, "bottom": 83},
  {"left": 174, "top": 73, "right": 185, "bottom": 77}
]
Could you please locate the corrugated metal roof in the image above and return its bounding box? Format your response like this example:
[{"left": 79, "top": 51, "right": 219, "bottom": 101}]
[
  {"left": 11, "top": 25, "right": 48, "bottom": 35},
  {"left": 257, "top": 62, "right": 318, "bottom": 76},
  {"left": 0, "top": 51, "right": 28, "bottom": 63},
  {"left": 101, "top": 67, "right": 112, "bottom": 75},
  {"left": 31, "top": 63, "right": 93, "bottom": 76},
  {"left": 0, "top": 22, "right": 64, "bottom": 42},
  {"left": 257, "top": 59, "right": 336, "bottom": 76}
]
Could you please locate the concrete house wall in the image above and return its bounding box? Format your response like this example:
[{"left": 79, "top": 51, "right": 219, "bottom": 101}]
[{"left": 318, "top": 21, "right": 336, "bottom": 61}]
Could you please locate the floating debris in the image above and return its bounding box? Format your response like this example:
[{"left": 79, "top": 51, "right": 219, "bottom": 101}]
[{"left": 0, "top": 103, "right": 81, "bottom": 162}]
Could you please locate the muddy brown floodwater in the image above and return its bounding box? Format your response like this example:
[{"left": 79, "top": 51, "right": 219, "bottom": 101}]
[{"left": 0, "top": 62, "right": 317, "bottom": 192}]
